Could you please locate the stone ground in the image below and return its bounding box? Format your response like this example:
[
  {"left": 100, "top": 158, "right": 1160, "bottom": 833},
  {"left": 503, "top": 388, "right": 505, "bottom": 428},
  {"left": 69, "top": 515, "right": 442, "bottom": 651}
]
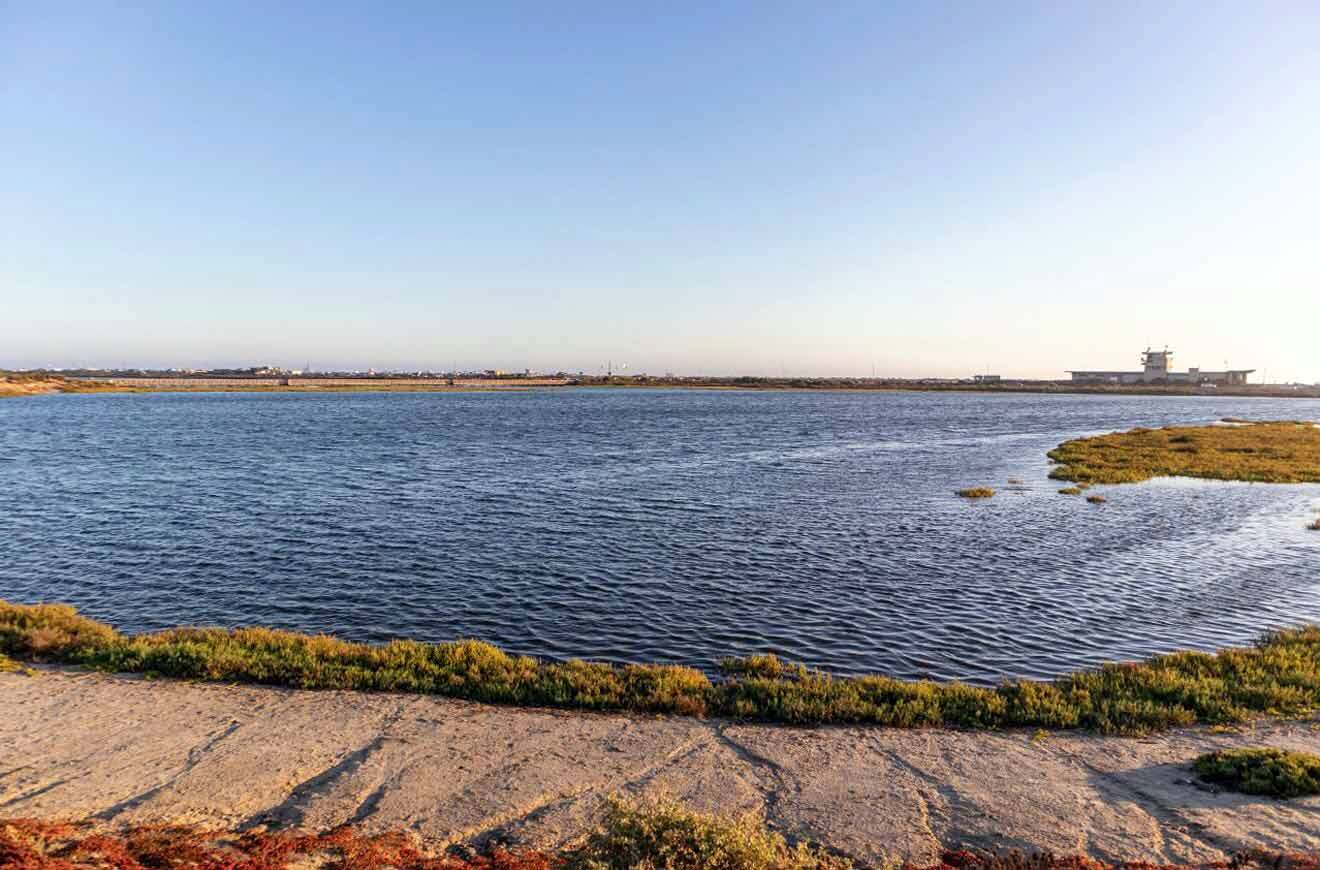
[{"left": 3, "top": 668, "right": 1320, "bottom": 866}]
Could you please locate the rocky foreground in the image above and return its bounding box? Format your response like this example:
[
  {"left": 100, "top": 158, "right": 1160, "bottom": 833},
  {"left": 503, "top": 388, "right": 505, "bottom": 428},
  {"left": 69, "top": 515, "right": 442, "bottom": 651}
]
[{"left": 3, "top": 668, "right": 1320, "bottom": 867}]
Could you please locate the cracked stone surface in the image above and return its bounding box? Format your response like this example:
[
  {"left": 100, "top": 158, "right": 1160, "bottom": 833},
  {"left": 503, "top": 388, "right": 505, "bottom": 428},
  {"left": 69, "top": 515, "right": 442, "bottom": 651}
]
[{"left": 3, "top": 669, "right": 1320, "bottom": 866}]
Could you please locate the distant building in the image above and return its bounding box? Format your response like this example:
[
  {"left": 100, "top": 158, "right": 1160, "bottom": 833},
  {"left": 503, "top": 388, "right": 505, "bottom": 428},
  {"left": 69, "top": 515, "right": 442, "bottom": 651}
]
[
  {"left": 1068, "top": 348, "right": 1253, "bottom": 385},
  {"left": 973, "top": 374, "right": 1002, "bottom": 383}
]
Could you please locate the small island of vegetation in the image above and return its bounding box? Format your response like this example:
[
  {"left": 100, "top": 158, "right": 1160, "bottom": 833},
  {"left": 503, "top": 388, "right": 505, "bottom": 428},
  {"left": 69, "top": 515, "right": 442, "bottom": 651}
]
[{"left": 1048, "top": 421, "right": 1320, "bottom": 485}]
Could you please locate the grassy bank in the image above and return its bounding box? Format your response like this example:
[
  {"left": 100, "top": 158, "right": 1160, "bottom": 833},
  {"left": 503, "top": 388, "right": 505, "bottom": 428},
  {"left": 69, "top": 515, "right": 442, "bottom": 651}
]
[
  {"left": 1048, "top": 421, "right": 1320, "bottom": 485},
  {"left": 7, "top": 601, "right": 1320, "bottom": 735}
]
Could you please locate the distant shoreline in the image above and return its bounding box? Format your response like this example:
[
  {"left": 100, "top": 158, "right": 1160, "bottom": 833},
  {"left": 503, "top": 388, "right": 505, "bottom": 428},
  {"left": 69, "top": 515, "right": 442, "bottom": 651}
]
[
  {"left": 6, "top": 372, "right": 1320, "bottom": 400},
  {"left": 576, "top": 379, "right": 1320, "bottom": 399}
]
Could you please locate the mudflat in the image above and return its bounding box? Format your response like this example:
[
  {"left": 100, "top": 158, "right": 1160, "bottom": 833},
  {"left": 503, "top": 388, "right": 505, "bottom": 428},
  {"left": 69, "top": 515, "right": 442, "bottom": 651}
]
[{"left": 3, "top": 669, "right": 1320, "bottom": 866}]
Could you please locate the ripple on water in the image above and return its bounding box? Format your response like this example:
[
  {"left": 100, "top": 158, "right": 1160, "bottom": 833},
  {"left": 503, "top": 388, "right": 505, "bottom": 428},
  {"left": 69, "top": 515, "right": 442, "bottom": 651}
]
[{"left": 1, "top": 389, "right": 1319, "bottom": 684}]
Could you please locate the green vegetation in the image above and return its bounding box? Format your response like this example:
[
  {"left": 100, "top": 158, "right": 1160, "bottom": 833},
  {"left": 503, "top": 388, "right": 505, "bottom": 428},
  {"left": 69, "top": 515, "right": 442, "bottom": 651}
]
[
  {"left": 1057, "top": 487, "right": 1083, "bottom": 496},
  {"left": 11, "top": 601, "right": 1320, "bottom": 735},
  {"left": 1193, "top": 747, "right": 1320, "bottom": 798},
  {"left": 1048, "top": 421, "right": 1320, "bottom": 485},
  {"left": 1086, "top": 495, "right": 1107, "bottom": 504},
  {"left": 567, "top": 797, "right": 847, "bottom": 870},
  {"left": 0, "top": 651, "right": 35, "bottom": 675},
  {"left": 956, "top": 487, "right": 996, "bottom": 498}
]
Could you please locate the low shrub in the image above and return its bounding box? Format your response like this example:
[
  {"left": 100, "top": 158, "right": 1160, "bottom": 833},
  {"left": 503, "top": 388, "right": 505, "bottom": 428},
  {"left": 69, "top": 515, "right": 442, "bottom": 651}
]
[
  {"left": 0, "top": 818, "right": 553, "bottom": 869},
  {"left": 0, "top": 653, "right": 35, "bottom": 677},
  {"left": 957, "top": 488, "right": 995, "bottom": 499},
  {"left": 567, "top": 796, "right": 846, "bottom": 870},
  {"left": 1193, "top": 747, "right": 1320, "bottom": 798}
]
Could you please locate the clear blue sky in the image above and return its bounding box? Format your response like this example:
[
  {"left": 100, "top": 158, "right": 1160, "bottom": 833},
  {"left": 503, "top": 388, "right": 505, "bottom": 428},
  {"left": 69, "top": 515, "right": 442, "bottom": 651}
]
[{"left": 4, "top": 1, "right": 1317, "bottom": 380}]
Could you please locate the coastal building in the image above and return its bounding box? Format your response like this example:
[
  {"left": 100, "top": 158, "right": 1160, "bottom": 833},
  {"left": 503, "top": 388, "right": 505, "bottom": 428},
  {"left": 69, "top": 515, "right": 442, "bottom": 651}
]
[
  {"left": 1068, "top": 348, "right": 1254, "bottom": 385},
  {"left": 973, "top": 374, "right": 1002, "bottom": 383}
]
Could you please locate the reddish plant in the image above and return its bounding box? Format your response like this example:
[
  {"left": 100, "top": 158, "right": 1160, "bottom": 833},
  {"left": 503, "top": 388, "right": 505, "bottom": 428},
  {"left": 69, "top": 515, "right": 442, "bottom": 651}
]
[{"left": 0, "top": 820, "right": 559, "bottom": 870}]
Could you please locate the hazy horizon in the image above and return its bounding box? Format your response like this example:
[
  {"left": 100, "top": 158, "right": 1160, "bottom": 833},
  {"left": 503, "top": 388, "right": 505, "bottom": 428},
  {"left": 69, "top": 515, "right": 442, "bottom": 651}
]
[{"left": 4, "top": 2, "right": 1318, "bottom": 382}]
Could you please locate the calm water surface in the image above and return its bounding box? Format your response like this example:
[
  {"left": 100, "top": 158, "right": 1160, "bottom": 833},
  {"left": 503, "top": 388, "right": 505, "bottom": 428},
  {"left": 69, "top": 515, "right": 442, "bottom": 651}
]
[{"left": 3, "top": 389, "right": 1319, "bottom": 683}]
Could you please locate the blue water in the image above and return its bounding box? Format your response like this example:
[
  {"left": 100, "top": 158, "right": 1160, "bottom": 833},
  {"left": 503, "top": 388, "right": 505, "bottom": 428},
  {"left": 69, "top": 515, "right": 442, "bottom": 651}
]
[{"left": 3, "top": 388, "right": 1319, "bottom": 683}]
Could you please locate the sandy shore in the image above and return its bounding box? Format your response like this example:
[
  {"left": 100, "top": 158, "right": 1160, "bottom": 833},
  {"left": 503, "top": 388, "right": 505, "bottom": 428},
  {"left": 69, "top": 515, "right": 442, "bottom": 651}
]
[{"left": 3, "top": 668, "right": 1320, "bottom": 865}]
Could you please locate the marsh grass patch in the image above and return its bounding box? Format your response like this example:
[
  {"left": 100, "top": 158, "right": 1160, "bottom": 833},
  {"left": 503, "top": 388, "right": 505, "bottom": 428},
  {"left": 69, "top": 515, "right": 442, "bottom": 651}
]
[
  {"left": 1193, "top": 747, "right": 1320, "bottom": 798},
  {"left": 567, "top": 796, "right": 848, "bottom": 870},
  {"left": 1048, "top": 421, "right": 1320, "bottom": 486}
]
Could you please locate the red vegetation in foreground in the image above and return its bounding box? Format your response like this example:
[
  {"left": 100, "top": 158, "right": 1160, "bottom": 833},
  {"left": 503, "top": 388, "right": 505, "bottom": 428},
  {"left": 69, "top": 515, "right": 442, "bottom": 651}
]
[
  {"left": 5, "top": 818, "right": 1320, "bottom": 870},
  {"left": 0, "top": 819, "right": 555, "bottom": 870}
]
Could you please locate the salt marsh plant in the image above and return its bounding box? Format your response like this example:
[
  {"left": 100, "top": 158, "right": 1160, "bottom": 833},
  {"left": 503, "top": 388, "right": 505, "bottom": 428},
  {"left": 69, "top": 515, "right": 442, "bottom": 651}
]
[
  {"left": 956, "top": 487, "right": 995, "bottom": 498},
  {"left": 1086, "top": 495, "right": 1107, "bottom": 504},
  {"left": 1194, "top": 747, "right": 1320, "bottom": 798},
  {"left": 1049, "top": 421, "right": 1320, "bottom": 486},
  {"left": 11, "top": 600, "right": 1320, "bottom": 735},
  {"left": 567, "top": 796, "right": 848, "bottom": 870}
]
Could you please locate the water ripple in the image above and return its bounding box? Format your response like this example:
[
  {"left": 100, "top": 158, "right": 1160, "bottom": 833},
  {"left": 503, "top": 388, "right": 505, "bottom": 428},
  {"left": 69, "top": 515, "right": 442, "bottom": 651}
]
[{"left": 2, "top": 389, "right": 1319, "bottom": 684}]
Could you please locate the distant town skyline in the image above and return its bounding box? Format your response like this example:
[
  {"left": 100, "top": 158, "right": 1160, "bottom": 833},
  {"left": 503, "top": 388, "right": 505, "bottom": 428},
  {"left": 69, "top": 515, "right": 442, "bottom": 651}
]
[
  {"left": 4, "top": 2, "right": 1317, "bottom": 382},
  {"left": 9, "top": 344, "right": 1316, "bottom": 386}
]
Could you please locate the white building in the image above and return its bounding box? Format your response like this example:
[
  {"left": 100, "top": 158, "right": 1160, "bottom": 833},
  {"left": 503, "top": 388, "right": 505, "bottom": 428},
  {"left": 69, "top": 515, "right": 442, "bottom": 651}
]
[{"left": 1069, "top": 348, "right": 1253, "bottom": 386}]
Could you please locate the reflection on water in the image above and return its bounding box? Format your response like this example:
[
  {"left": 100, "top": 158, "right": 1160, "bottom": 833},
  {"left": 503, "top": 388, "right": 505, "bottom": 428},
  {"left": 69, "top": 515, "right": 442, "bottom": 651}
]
[{"left": 2, "top": 389, "right": 1319, "bottom": 684}]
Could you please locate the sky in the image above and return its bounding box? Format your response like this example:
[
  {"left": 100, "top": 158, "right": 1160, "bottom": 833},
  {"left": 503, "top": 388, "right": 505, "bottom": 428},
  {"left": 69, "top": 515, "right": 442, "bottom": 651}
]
[{"left": 3, "top": 1, "right": 1318, "bottom": 380}]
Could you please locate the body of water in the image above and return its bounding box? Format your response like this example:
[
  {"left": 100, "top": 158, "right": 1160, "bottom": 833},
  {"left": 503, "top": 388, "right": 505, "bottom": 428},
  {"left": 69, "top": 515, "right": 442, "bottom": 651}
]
[{"left": 3, "top": 388, "right": 1319, "bottom": 683}]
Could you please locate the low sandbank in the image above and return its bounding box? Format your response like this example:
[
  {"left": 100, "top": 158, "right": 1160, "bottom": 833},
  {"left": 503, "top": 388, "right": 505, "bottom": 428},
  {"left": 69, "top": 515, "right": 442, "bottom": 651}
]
[{"left": 0, "top": 373, "right": 565, "bottom": 396}]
